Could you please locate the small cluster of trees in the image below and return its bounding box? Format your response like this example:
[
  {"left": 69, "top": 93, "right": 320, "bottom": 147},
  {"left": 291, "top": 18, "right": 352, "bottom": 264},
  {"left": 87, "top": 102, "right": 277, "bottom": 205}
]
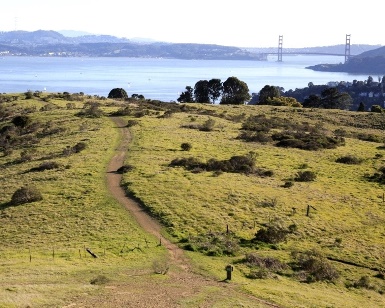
[{"left": 177, "top": 76, "right": 251, "bottom": 105}]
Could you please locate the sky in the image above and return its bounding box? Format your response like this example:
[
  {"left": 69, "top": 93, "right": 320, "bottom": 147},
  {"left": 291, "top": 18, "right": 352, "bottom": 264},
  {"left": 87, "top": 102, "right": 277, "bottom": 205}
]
[{"left": 1, "top": 0, "right": 384, "bottom": 48}]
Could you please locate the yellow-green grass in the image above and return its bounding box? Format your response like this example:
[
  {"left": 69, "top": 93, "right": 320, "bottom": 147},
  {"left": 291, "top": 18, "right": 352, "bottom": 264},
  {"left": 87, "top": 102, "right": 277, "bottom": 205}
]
[
  {"left": 121, "top": 103, "right": 385, "bottom": 307},
  {"left": 2, "top": 95, "right": 385, "bottom": 307},
  {"left": 0, "top": 95, "right": 166, "bottom": 307}
]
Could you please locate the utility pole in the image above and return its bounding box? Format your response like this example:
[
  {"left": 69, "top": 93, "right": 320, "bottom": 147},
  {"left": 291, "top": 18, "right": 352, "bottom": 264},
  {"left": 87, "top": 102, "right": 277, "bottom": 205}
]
[
  {"left": 344, "top": 34, "right": 351, "bottom": 64},
  {"left": 278, "top": 35, "right": 283, "bottom": 62}
]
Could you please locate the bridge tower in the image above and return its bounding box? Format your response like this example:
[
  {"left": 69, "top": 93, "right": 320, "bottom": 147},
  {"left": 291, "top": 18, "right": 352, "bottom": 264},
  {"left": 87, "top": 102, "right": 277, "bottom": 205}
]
[
  {"left": 278, "top": 35, "right": 283, "bottom": 62},
  {"left": 345, "top": 34, "right": 351, "bottom": 63}
]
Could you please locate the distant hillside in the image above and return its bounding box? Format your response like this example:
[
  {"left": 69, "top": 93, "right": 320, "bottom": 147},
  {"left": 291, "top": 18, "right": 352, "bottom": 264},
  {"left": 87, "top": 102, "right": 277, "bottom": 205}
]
[
  {"left": 0, "top": 30, "right": 130, "bottom": 45},
  {"left": 0, "top": 30, "right": 264, "bottom": 60},
  {"left": 306, "top": 45, "right": 385, "bottom": 74},
  {"left": 1, "top": 30, "right": 383, "bottom": 65}
]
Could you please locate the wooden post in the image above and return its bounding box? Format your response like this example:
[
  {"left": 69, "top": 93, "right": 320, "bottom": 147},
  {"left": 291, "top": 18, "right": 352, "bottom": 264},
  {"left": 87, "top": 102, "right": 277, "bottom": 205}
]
[
  {"left": 225, "top": 264, "right": 234, "bottom": 280},
  {"left": 226, "top": 224, "right": 229, "bottom": 234},
  {"left": 29, "top": 248, "right": 31, "bottom": 262},
  {"left": 85, "top": 248, "right": 98, "bottom": 258},
  {"left": 52, "top": 247, "right": 55, "bottom": 260}
]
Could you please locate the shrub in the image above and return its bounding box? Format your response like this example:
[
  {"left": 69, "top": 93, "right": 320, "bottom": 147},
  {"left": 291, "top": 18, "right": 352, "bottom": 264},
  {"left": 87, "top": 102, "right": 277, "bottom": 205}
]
[
  {"left": 30, "top": 161, "right": 60, "bottom": 172},
  {"left": 186, "top": 232, "right": 240, "bottom": 256},
  {"left": 291, "top": 249, "right": 339, "bottom": 282},
  {"left": 90, "top": 275, "right": 110, "bottom": 285},
  {"left": 366, "top": 166, "right": 385, "bottom": 184},
  {"left": 76, "top": 105, "right": 104, "bottom": 118},
  {"left": 107, "top": 88, "right": 128, "bottom": 99},
  {"left": 63, "top": 142, "right": 87, "bottom": 156},
  {"left": 243, "top": 252, "right": 288, "bottom": 278},
  {"left": 254, "top": 224, "right": 290, "bottom": 244},
  {"left": 72, "top": 142, "right": 87, "bottom": 153},
  {"left": 336, "top": 155, "right": 363, "bottom": 165},
  {"left": 200, "top": 118, "right": 216, "bottom": 131},
  {"left": 282, "top": 181, "right": 294, "bottom": 188},
  {"left": 11, "top": 185, "right": 43, "bottom": 205},
  {"left": 116, "top": 164, "right": 134, "bottom": 174},
  {"left": 181, "top": 142, "right": 192, "bottom": 151},
  {"left": 371, "top": 105, "right": 384, "bottom": 113},
  {"left": 126, "top": 120, "right": 139, "bottom": 127},
  {"left": 152, "top": 257, "right": 170, "bottom": 275},
  {"left": 294, "top": 171, "right": 316, "bottom": 182},
  {"left": 12, "top": 115, "right": 31, "bottom": 128},
  {"left": 353, "top": 276, "right": 375, "bottom": 289},
  {"left": 24, "top": 90, "right": 33, "bottom": 99}
]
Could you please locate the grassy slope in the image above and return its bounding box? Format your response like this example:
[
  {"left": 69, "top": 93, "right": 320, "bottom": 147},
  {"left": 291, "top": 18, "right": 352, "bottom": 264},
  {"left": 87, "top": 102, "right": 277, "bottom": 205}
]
[
  {"left": 122, "top": 103, "right": 385, "bottom": 307},
  {"left": 0, "top": 95, "right": 166, "bottom": 307},
  {"left": 1, "top": 95, "right": 385, "bottom": 307}
]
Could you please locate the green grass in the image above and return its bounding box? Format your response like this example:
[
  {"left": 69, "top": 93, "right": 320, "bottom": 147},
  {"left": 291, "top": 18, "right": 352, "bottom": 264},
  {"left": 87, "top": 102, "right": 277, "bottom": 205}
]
[
  {"left": 121, "top": 103, "right": 385, "bottom": 306},
  {"left": 1, "top": 95, "right": 385, "bottom": 307},
  {"left": 0, "top": 95, "right": 167, "bottom": 307}
]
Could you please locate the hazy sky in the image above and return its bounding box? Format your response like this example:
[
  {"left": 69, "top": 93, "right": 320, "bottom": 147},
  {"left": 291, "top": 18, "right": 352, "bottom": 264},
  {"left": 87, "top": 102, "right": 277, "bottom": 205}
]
[{"left": 1, "top": 0, "right": 384, "bottom": 48}]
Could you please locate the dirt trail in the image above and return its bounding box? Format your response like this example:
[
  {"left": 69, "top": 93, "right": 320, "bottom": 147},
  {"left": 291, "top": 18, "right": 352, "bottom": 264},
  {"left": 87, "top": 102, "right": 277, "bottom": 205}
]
[
  {"left": 71, "top": 117, "right": 281, "bottom": 308},
  {"left": 106, "top": 117, "right": 190, "bottom": 271}
]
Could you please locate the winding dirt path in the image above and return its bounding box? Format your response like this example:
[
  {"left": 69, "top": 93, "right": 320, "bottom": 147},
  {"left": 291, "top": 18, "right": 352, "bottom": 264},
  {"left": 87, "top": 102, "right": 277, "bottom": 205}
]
[
  {"left": 106, "top": 117, "right": 190, "bottom": 271},
  {"left": 72, "top": 117, "right": 281, "bottom": 308}
]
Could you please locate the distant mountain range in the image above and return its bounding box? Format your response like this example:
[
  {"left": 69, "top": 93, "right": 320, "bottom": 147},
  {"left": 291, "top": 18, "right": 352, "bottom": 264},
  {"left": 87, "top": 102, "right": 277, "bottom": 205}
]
[
  {"left": 0, "top": 30, "right": 384, "bottom": 72},
  {"left": 0, "top": 30, "right": 263, "bottom": 60}
]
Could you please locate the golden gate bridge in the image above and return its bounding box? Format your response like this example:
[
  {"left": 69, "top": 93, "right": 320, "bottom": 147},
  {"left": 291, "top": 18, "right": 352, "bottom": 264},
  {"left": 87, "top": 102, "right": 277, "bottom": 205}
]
[{"left": 259, "top": 34, "right": 352, "bottom": 63}]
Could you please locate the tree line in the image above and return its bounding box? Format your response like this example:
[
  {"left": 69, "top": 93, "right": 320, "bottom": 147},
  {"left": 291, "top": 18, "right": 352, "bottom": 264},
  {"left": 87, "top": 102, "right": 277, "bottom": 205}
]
[{"left": 177, "top": 75, "right": 385, "bottom": 112}]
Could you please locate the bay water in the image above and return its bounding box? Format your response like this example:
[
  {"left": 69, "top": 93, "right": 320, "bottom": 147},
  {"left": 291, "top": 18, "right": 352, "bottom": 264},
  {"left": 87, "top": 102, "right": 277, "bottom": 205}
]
[{"left": 0, "top": 55, "right": 374, "bottom": 102}]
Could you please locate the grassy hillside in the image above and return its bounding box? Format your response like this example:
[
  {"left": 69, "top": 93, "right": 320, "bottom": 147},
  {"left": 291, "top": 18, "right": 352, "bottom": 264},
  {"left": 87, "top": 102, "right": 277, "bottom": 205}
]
[
  {"left": 119, "top": 101, "right": 385, "bottom": 306},
  {"left": 1, "top": 93, "right": 385, "bottom": 307},
  {"left": 0, "top": 93, "right": 167, "bottom": 307}
]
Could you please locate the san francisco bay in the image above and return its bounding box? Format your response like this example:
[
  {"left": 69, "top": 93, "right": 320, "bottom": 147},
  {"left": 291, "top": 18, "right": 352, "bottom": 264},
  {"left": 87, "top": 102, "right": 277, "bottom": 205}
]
[{"left": 0, "top": 55, "right": 374, "bottom": 102}]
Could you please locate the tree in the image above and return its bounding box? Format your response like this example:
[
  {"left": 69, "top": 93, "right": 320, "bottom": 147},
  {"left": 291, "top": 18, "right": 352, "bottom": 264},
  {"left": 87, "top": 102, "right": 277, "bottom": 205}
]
[
  {"left": 357, "top": 102, "right": 365, "bottom": 112},
  {"left": 258, "top": 85, "right": 281, "bottom": 104},
  {"left": 320, "top": 87, "right": 352, "bottom": 109},
  {"left": 177, "top": 86, "right": 194, "bottom": 103},
  {"left": 208, "top": 78, "right": 223, "bottom": 104},
  {"left": 194, "top": 80, "right": 210, "bottom": 103},
  {"left": 303, "top": 94, "right": 321, "bottom": 108},
  {"left": 108, "top": 88, "right": 128, "bottom": 99},
  {"left": 220, "top": 77, "right": 251, "bottom": 105}
]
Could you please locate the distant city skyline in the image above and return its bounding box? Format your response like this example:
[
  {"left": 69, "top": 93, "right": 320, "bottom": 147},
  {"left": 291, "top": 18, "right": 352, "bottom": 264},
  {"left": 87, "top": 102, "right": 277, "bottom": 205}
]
[{"left": 1, "top": 0, "right": 384, "bottom": 48}]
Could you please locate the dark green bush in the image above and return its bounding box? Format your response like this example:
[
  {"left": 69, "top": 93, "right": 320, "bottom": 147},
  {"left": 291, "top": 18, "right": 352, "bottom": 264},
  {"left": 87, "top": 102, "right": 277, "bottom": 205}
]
[
  {"left": 336, "top": 155, "right": 363, "bottom": 165},
  {"left": 12, "top": 115, "right": 31, "bottom": 128},
  {"left": 72, "top": 142, "right": 87, "bottom": 153},
  {"left": 107, "top": 88, "right": 128, "bottom": 99},
  {"left": 126, "top": 120, "right": 139, "bottom": 127},
  {"left": 11, "top": 185, "right": 43, "bottom": 205},
  {"left": 254, "top": 224, "right": 291, "bottom": 244},
  {"left": 30, "top": 161, "right": 60, "bottom": 172},
  {"left": 237, "top": 131, "right": 273, "bottom": 143},
  {"left": 181, "top": 142, "right": 192, "bottom": 151},
  {"left": 294, "top": 171, "right": 316, "bottom": 182},
  {"left": 366, "top": 166, "right": 385, "bottom": 184},
  {"left": 291, "top": 249, "right": 339, "bottom": 282}
]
